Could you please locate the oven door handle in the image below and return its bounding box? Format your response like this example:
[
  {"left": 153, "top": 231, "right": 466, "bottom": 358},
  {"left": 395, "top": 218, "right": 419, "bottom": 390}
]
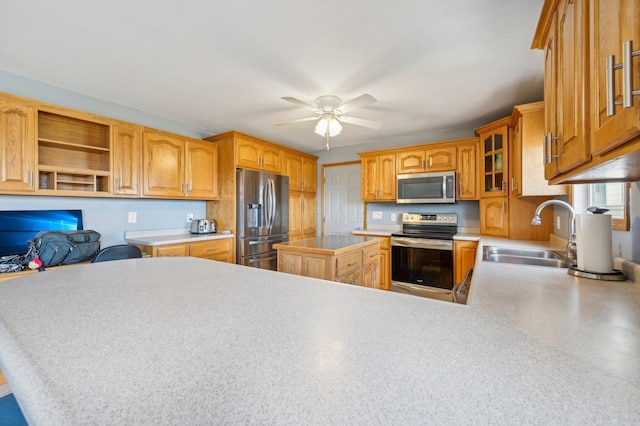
[
  {"left": 393, "top": 281, "right": 453, "bottom": 295},
  {"left": 391, "top": 237, "right": 453, "bottom": 251}
]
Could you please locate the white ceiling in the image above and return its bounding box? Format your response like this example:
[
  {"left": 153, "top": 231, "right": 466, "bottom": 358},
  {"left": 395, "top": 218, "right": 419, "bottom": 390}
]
[{"left": 0, "top": 0, "right": 545, "bottom": 153}]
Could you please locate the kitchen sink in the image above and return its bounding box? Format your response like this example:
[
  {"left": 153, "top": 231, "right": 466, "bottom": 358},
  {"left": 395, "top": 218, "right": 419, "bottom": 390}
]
[{"left": 482, "top": 246, "right": 573, "bottom": 268}]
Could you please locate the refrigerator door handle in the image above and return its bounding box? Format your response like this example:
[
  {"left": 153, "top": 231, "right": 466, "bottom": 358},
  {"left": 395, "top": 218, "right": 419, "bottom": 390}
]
[
  {"left": 270, "top": 178, "right": 276, "bottom": 230},
  {"left": 264, "top": 179, "right": 272, "bottom": 229}
]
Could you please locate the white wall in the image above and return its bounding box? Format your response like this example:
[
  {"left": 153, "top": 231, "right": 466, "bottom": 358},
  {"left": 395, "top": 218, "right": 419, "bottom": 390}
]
[{"left": 1, "top": 196, "right": 206, "bottom": 248}]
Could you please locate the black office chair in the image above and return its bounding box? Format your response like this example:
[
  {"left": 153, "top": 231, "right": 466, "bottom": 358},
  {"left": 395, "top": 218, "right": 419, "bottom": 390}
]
[{"left": 91, "top": 245, "right": 142, "bottom": 263}]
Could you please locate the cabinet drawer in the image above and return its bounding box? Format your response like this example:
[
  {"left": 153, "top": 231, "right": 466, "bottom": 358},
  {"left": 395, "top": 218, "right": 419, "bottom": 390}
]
[
  {"left": 155, "top": 244, "right": 189, "bottom": 257},
  {"left": 336, "top": 270, "right": 362, "bottom": 286},
  {"left": 336, "top": 251, "right": 362, "bottom": 276},
  {"left": 362, "top": 244, "right": 381, "bottom": 265},
  {"left": 190, "top": 239, "right": 232, "bottom": 259}
]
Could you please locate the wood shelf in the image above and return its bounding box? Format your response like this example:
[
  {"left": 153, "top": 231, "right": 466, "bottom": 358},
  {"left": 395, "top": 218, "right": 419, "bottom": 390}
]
[{"left": 38, "top": 138, "right": 110, "bottom": 153}]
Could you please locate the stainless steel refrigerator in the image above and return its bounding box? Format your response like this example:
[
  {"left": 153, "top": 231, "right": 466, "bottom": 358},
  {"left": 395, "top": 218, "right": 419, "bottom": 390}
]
[{"left": 236, "top": 168, "right": 289, "bottom": 270}]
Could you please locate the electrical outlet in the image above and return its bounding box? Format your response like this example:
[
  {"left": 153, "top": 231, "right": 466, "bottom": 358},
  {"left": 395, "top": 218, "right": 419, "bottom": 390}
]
[
  {"left": 391, "top": 213, "right": 397, "bottom": 222},
  {"left": 372, "top": 211, "right": 383, "bottom": 220},
  {"left": 128, "top": 212, "right": 137, "bottom": 223},
  {"left": 187, "top": 213, "right": 195, "bottom": 222}
]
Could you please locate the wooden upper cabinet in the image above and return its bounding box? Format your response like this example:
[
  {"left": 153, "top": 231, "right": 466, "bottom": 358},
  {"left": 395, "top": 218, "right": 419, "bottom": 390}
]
[
  {"left": 476, "top": 118, "right": 509, "bottom": 198},
  {"left": 284, "top": 151, "right": 317, "bottom": 192},
  {"left": 142, "top": 131, "right": 185, "bottom": 198},
  {"left": 185, "top": 139, "right": 218, "bottom": 199},
  {"left": 590, "top": 0, "right": 640, "bottom": 155},
  {"left": 361, "top": 153, "right": 396, "bottom": 201},
  {"left": 546, "top": 0, "right": 591, "bottom": 178},
  {"left": 510, "top": 102, "right": 566, "bottom": 197},
  {"left": 397, "top": 146, "right": 456, "bottom": 174},
  {"left": 0, "top": 99, "right": 35, "bottom": 192},
  {"left": 112, "top": 124, "right": 140, "bottom": 196},
  {"left": 533, "top": 0, "right": 640, "bottom": 182},
  {"left": 456, "top": 141, "right": 478, "bottom": 200},
  {"left": 236, "top": 137, "right": 282, "bottom": 173},
  {"left": 142, "top": 131, "right": 218, "bottom": 200}
]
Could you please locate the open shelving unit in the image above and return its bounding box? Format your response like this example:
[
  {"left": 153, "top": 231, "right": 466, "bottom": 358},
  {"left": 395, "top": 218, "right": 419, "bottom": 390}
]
[{"left": 37, "top": 111, "right": 111, "bottom": 194}]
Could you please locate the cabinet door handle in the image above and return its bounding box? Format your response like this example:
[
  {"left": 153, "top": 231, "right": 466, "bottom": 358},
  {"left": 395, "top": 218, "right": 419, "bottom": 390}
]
[
  {"left": 544, "top": 132, "right": 560, "bottom": 165},
  {"left": 369, "top": 253, "right": 378, "bottom": 258},
  {"left": 623, "top": 40, "right": 640, "bottom": 108},
  {"left": 607, "top": 54, "right": 618, "bottom": 116},
  {"left": 511, "top": 178, "right": 517, "bottom": 192},
  {"left": 206, "top": 248, "right": 219, "bottom": 252},
  {"left": 502, "top": 201, "right": 506, "bottom": 213},
  {"left": 29, "top": 170, "right": 33, "bottom": 187},
  {"left": 606, "top": 40, "right": 640, "bottom": 116},
  {"left": 347, "top": 261, "right": 359, "bottom": 267}
]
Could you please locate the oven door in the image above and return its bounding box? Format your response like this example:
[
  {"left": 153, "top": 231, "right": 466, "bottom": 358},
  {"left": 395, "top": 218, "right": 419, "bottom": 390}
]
[{"left": 391, "top": 237, "right": 454, "bottom": 290}]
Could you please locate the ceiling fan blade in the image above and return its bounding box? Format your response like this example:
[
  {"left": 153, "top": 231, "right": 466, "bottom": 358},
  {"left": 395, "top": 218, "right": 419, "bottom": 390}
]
[
  {"left": 281, "top": 97, "right": 320, "bottom": 113},
  {"left": 339, "top": 115, "right": 382, "bottom": 130},
  {"left": 337, "top": 94, "right": 377, "bottom": 114},
  {"left": 274, "top": 116, "right": 319, "bottom": 126}
]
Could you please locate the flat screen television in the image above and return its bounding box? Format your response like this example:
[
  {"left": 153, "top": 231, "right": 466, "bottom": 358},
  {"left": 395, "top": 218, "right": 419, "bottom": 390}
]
[{"left": 0, "top": 210, "right": 84, "bottom": 258}]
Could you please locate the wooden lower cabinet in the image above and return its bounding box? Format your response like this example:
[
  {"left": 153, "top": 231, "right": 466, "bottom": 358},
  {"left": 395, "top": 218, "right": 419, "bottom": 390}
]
[
  {"left": 277, "top": 238, "right": 381, "bottom": 289},
  {"left": 134, "top": 238, "right": 233, "bottom": 263},
  {"left": 289, "top": 191, "right": 317, "bottom": 241},
  {"left": 454, "top": 240, "right": 478, "bottom": 285},
  {"left": 353, "top": 233, "right": 390, "bottom": 290}
]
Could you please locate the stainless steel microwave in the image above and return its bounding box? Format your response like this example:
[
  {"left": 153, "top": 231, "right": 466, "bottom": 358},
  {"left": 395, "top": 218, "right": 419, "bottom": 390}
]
[{"left": 396, "top": 171, "right": 456, "bottom": 204}]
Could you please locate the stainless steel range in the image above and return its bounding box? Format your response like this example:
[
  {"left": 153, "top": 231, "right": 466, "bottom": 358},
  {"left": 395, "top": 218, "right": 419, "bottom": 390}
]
[{"left": 391, "top": 212, "right": 458, "bottom": 300}]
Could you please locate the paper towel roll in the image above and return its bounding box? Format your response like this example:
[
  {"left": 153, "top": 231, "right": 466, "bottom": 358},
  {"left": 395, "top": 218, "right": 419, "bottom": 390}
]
[{"left": 575, "top": 214, "right": 613, "bottom": 273}]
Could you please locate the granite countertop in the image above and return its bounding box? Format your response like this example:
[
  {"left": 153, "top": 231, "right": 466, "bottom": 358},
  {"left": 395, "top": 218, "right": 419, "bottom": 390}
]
[
  {"left": 273, "top": 234, "right": 380, "bottom": 254},
  {"left": 125, "top": 228, "right": 234, "bottom": 246},
  {"left": 0, "top": 245, "right": 639, "bottom": 423}
]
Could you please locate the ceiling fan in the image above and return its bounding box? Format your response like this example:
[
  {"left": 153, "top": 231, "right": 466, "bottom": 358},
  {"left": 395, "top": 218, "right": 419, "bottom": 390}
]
[{"left": 276, "top": 94, "right": 382, "bottom": 150}]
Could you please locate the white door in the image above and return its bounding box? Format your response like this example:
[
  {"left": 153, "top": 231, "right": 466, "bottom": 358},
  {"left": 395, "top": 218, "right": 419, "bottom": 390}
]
[{"left": 323, "top": 163, "right": 364, "bottom": 235}]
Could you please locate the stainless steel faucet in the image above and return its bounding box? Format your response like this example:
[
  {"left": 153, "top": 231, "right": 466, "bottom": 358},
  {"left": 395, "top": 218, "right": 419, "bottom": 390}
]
[{"left": 531, "top": 200, "right": 576, "bottom": 263}]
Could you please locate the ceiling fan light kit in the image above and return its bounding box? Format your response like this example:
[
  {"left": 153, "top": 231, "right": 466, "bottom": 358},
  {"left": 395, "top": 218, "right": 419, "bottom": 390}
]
[
  {"left": 278, "top": 93, "right": 382, "bottom": 150},
  {"left": 314, "top": 115, "right": 342, "bottom": 137}
]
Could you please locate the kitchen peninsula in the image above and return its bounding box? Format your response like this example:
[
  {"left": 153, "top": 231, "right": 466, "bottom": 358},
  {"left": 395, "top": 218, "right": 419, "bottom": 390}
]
[
  {"left": 0, "top": 255, "right": 638, "bottom": 424},
  {"left": 274, "top": 235, "right": 381, "bottom": 288}
]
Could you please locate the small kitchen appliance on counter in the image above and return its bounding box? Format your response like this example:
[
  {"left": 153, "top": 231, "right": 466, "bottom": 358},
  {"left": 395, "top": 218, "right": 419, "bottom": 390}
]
[{"left": 190, "top": 219, "right": 217, "bottom": 234}]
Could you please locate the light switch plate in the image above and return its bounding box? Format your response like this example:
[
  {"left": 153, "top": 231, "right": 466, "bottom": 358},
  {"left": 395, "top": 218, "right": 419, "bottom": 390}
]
[{"left": 128, "top": 212, "right": 137, "bottom": 223}]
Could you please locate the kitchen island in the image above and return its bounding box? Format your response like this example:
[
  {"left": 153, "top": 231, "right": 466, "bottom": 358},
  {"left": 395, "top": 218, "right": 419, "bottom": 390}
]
[
  {"left": 274, "top": 235, "right": 381, "bottom": 288},
  {"left": 0, "top": 255, "right": 639, "bottom": 424}
]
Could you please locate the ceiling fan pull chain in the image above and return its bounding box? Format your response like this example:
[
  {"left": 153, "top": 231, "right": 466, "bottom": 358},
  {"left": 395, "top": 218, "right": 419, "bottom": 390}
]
[{"left": 326, "top": 132, "right": 330, "bottom": 150}]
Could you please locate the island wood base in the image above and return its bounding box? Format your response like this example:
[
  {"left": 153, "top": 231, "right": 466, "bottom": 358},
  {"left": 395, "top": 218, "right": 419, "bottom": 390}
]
[{"left": 275, "top": 235, "right": 381, "bottom": 289}]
